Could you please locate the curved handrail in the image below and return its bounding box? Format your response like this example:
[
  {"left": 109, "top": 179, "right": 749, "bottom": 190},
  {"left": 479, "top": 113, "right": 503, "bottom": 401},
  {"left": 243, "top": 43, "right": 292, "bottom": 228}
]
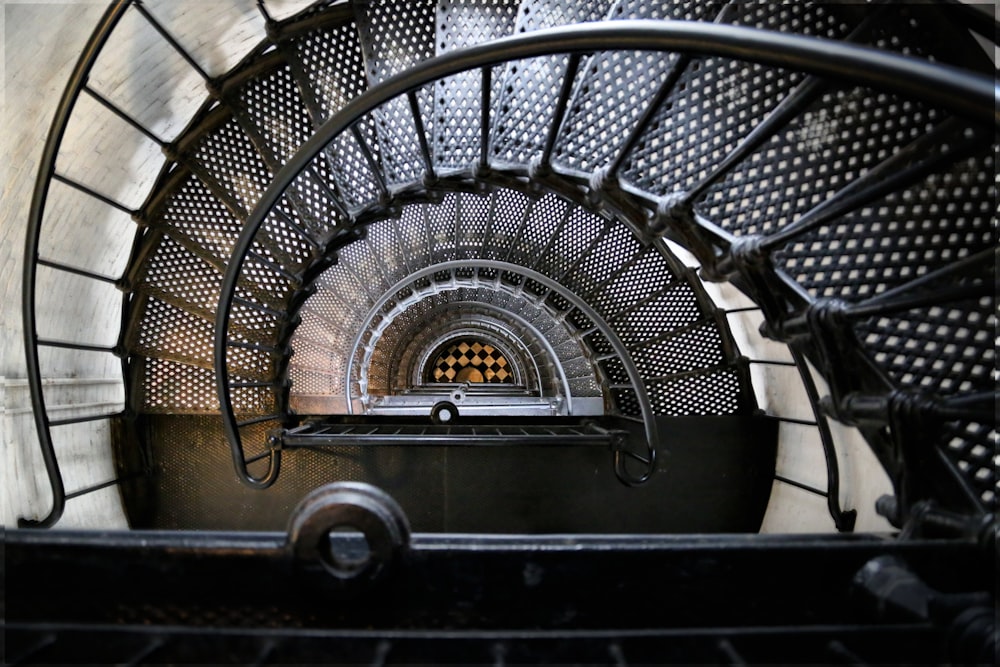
[
  {"left": 21, "top": 0, "right": 133, "bottom": 528},
  {"left": 216, "top": 19, "right": 997, "bottom": 491}
]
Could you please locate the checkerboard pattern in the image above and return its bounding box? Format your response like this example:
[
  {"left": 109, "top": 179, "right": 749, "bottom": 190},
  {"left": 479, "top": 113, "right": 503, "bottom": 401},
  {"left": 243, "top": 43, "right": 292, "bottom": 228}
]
[{"left": 431, "top": 339, "right": 512, "bottom": 383}]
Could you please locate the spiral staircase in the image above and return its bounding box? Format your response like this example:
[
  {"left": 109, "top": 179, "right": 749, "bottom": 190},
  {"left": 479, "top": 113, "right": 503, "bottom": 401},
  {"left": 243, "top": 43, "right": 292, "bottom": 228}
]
[{"left": 7, "top": 0, "right": 998, "bottom": 663}]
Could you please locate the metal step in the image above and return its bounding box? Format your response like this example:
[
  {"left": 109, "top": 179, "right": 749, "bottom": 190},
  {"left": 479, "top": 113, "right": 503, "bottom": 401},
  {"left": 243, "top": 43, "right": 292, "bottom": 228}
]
[{"left": 282, "top": 415, "right": 629, "bottom": 448}]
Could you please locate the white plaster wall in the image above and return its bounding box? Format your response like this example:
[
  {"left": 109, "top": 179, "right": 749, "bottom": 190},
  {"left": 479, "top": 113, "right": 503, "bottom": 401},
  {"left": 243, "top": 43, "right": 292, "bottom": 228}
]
[{"left": 1, "top": 1, "right": 126, "bottom": 528}]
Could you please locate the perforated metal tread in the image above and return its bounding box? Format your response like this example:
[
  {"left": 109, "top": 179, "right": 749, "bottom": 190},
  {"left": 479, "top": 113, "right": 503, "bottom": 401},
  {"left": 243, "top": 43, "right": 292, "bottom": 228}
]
[
  {"left": 433, "top": 0, "right": 519, "bottom": 171},
  {"left": 552, "top": 0, "right": 723, "bottom": 176},
  {"left": 489, "top": 0, "right": 614, "bottom": 167},
  {"left": 354, "top": 0, "right": 437, "bottom": 186},
  {"left": 619, "top": 4, "right": 857, "bottom": 199},
  {"left": 286, "top": 187, "right": 743, "bottom": 419}
]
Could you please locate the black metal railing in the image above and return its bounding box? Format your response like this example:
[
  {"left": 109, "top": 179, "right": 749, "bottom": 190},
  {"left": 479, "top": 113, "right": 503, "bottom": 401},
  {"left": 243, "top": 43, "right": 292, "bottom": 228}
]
[
  {"left": 213, "top": 19, "right": 996, "bottom": 522},
  {"left": 22, "top": 3, "right": 997, "bottom": 532}
]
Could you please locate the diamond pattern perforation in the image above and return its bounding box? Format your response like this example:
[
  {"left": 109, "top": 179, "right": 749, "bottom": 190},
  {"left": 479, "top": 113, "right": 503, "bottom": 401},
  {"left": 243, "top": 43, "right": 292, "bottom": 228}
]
[
  {"left": 157, "top": 174, "right": 244, "bottom": 262},
  {"left": 323, "top": 117, "right": 382, "bottom": 210},
  {"left": 534, "top": 207, "right": 608, "bottom": 281},
  {"left": 142, "top": 358, "right": 274, "bottom": 414},
  {"left": 631, "top": 322, "right": 725, "bottom": 379},
  {"left": 490, "top": 0, "right": 612, "bottom": 166},
  {"left": 698, "top": 87, "right": 942, "bottom": 238},
  {"left": 190, "top": 115, "right": 273, "bottom": 214},
  {"left": 728, "top": 1, "right": 853, "bottom": 38},
  {"left": 228, "top": 300, "right": 282, "bottom": 343},
  {"left": 856, "top": 297, "right": 995, "bottom": 396},
  {"left": 612, "top": 387, "right": 641, "bottom": 417},
  {"left": 646, "top": 368, "right": 743, "bottom": 416},
  {"left": 490, "top": 53, "right": 575, "bottom": 166},
  {"left": 140, "top": 236, "right": 225, "bottom": 314},
  {"left": 367, "top": 217, "right": 410, "bottom": 284},
  {"left": 356, "top": 0, "right": 436, "bottom": 82},
  {"left": 239, "top": 64, "right": 312, "bottom": 165},
  {"left": 455, "top": 192, "right": 492, "bottom": 259},
  {"left": 434, "top": 1, "right": 518, "bottom": 170},
  {"left": 622, "top": 56, "right": 803, "bottom": 198},
  {"left": 561, "top": 222, "right": 641, "bottom": 298},
  {"left": 355, "top": 0, "right": 436, "bottom": 186},
  {"left": 510, "top": 194, "right": 568, "bottom": 267},
  {"left": 483, "top": 189, "right": 532, "bottom": 260},
  {"left": 134, "top": 297, "right": 215, "bottom": 369},
  {"left": 612, "top": 283, "right": 704, "bottom": 347},
  {"left": 290, "top": 365, "right": 345, "bottom": 398},
  {"left": 292, "top": 20, "right": 368, "bottom": 122},
  {"left": 374, "top": 93, "right": 431, "bottom": 186},
  {"left": 289, "top": 160, "right": 348, "bottom": 238},
  {"left": 339, "top": 238, "right": 390, "bottom": 297},
  {"left": 427, "top": 193, "right": 459, "bottom": 263},
  {"left": 588, "top": 248, "right": 676, "bottom": 320},
  {"left": 600, "top": 356, "right": 630, "bottom": 385},
  {"left": 864, "top": 3, "right": 988, "bottom": 67},
  {"left": 775, "top": 149, "right": 995, "bottom": 300},
  {"left": 553, "top": 0, "right": 715, "bottom": 173},
  {"left": 941, "top": 420, "right": 998, "bottom": 511},
  {"left": 311, "top": 270, "right": 372, "bottom": 332},
  {"left": 395, "top": 204, "right": 433, "bottom": 266}
]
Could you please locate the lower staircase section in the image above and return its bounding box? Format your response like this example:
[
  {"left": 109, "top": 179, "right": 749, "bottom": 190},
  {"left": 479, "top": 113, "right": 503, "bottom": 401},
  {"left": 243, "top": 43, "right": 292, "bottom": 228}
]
[{"left": 118, "top": 414, "right": 777, "bottom": 532}]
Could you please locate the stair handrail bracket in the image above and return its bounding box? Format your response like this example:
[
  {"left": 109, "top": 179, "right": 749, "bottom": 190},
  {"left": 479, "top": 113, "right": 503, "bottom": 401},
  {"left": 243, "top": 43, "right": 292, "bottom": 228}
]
[{"left": 215, "top": 20, "right": 997, "bottom": 493}]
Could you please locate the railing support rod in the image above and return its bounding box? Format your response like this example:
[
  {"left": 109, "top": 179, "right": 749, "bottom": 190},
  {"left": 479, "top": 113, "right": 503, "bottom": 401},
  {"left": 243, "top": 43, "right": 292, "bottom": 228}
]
[
  {"left": 479, "top": 66, "right": 492, "bottom": 171},
  {"left": 760, "top": 118, "right": 983, "bottom": 252},
  {"left": 774, "top": 474, "right": 829, "bottom": 498},
  {"left": 270, "top": 206, "right": 322, "bottom": 252},
  {"left": 407, "top": 90, "right": 436, "bottom": 182},
  {"left": 133, "top": 1, "right": 213, "bottom": 84},
  {"left": 49, "top": 411, "right": 124, "bottom": 428},
  {"left": 682, "top": 76, "right": 827, "bottom": 205},
  {"left": 237, "top": 414, "right": 282, "bottom": 428},
  {"left": 52, "top": 173, "right": 136, "bottom": 215},
  {"left": 228, "top": 340, "right": 277, "bottom": 353},
  {"left": 37, "top": 258, "right": 120, "bottom": 285},
  {"left": 246, "top": 250, "right": 300, "bottom": 284},
  {"left": 21, "top": 0, "right": 133, "bottom": 528},
  {"left": 37, "top": 338, "right": 118, "bottom": 354},
  {"left": 351, "top": 124, "right": 389, "bottom": 201},
  {"left": 64, "top": 470, "right": 147, "bottom": 500},
  {"left": 83, "top": 84, "right": 166, "bottom": 146},
  {"left": 233, "top": 296, "right": 286, "bottom": 320},
  {"left": 790, "top": 348, "right": 856, "bottom": 532},
  {"left": 604, "top": 54, "right": 691, "bottom": 179},
  {"left": 537, "top": 53, "right": 582, "bottom": 170}
]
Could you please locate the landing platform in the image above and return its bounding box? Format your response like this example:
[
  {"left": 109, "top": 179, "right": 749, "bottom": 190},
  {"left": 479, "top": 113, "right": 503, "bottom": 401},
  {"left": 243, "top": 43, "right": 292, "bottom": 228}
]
[{"left": 117, "top": 414, "right": 777, "bottom": 533}]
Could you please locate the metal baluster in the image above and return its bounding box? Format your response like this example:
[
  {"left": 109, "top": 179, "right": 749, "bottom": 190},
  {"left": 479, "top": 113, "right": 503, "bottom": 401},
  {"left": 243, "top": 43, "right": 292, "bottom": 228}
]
[
  {"left": 479, "top": 66, "right": 493, "bottom": 173},
  {"left": 351, "top": 124, "right": 389, "bottom": 201},
  {"left": 533, "top": 53, "right": 582, "bottom": 174},
  {"left": 36, "top": 339, "right": 119, "bottom": 354},
  {"left": 37, "top": 258, "right": 120, "bottom": 285},
  {"left": 51, "top": 174, "right": 136, "bottom": 215},
  {"left": 133, "top": 1, "right": 212, "bottom": 83},
  {"left": 83, "top": 84, "right": 167, "bottom": 146},
  {"left": 64, "top": 470, "right": 147, "bottom": 500},
  {"left": 407, "top": 90, "right": 436, "bottom": 183},
  {"left": 49, "top": 411, "right": 125, "bottom": 428}
]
